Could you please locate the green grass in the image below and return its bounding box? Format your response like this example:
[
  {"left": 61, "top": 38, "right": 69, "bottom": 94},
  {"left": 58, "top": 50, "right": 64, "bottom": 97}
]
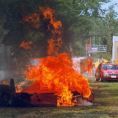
[{"left": 0, "top": 82, "right": 118, "bottom": 118}]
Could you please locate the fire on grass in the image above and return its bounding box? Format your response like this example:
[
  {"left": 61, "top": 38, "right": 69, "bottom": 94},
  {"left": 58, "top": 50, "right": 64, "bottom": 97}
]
[
  {"left": 0, "top": 8, "right": 94, "bottom": 107},
  {"left": 16, "top": 7, "right": 93, "bottom": 107}
]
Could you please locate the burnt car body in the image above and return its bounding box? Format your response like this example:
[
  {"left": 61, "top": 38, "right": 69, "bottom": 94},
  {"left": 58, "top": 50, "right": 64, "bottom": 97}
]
[
  {"left": 0, "top": 79, "right": 94, "bottom": 107},
  {"left": 95, "top": 63, "right": 118, "bottom": 81}
]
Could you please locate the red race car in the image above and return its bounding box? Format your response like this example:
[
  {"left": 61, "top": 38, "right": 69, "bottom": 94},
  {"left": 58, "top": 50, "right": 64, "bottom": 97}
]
[{"left": 95, "top": 63, "right": 118, "bottom": 81}]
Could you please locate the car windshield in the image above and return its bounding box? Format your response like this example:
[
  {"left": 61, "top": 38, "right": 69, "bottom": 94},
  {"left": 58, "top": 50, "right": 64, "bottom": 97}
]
[{"left": 102, "top": 64, "right": 118, "bottom": 70}]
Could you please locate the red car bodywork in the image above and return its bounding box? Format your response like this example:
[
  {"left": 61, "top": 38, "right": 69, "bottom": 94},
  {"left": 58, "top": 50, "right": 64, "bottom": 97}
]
[{"left": 95, "top": 63, "right": 118, "bottom": 81}]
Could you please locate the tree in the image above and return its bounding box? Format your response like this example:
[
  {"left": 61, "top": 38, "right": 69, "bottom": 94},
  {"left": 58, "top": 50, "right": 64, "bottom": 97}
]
[
  {"left": 0, "top": 0, "right": 111, "bottom": 57},
  {"left": 102, "top": 7, "right": 118, "bottom": 59},
  {"left": 85, "top": 6, "right": 118, "bottom": 60}
]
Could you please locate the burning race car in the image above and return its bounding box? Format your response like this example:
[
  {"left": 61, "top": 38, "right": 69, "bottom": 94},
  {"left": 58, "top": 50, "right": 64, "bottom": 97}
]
[{"left": 0, "top": 79, "right": 94, "bottom": 107}]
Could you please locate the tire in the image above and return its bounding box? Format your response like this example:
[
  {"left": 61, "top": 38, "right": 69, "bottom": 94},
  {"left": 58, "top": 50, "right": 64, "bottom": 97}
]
[
  {"left": 100, "top": 78, "right": 106, "bottom": 82},
  {"left": 99, "top": 78, "right": 102, "bottom": 82},
  {"left": 96, "top": 78, "right": 100, "bottom": 81},
  {"left": 96, "top": 78, "right": 104, "bottom": 82}
]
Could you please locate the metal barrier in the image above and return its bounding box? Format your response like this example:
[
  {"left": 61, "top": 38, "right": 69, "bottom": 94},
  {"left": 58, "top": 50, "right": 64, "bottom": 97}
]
[{"left": 87, "top": 45, "right": 107, "bottom": 53}]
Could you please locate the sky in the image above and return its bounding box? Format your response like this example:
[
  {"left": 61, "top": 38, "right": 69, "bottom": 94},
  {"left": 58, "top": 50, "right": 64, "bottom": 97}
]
[{"left": 102, "top": 0, "right": 118, "bottom": 12}]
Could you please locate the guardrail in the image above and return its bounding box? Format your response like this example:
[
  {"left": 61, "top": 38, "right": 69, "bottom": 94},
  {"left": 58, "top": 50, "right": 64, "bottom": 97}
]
[{"left": 87, "top": 45, "right": 107, "bottom": 53}]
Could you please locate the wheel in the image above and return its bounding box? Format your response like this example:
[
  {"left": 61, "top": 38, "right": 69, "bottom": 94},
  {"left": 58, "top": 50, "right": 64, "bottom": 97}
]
[
  {"left": 96, "top": 78, "right": 104, "bottom": 82},
  {"left": 100, "top": 78, "right": 106, "bottom": 82},
  {"left": 96, "top": 78, "right": 100, "bottom": 81},
  {"left": 102, "top": 79, "right": 106, "bottom": 82},
  {"left": 95, "top": 73, "right": 100, "bottom": 82},
  {"left": 99, "top": 78, "right": 102, "bottom": 82}
]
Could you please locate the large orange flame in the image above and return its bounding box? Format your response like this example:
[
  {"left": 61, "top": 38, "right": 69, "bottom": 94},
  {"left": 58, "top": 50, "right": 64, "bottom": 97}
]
[
  {"left": 41, "top": 7, "right": 62, "bottom": 55},
  {"left": 80, "top": 57, "right": 93, "bottom": 74},
  {"left": 21, "top": 7, "right": 91, "bottom": 106},
  {"left": 24, "top": 53, "right": 91, "bottom": 106}
]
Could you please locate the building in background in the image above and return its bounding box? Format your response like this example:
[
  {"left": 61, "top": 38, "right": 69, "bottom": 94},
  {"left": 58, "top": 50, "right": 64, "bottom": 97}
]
[{"left": 112, "top": 36, "right": 118, "bottom": 63}]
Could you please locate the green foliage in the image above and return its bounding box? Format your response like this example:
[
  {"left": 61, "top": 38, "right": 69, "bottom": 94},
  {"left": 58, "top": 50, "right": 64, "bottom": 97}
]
[
  {"left": 90, "top": 7, "right": 118, "bottom": 60},
  {"left": 0, "top": 0, "right": 117, "bottom": 59}
]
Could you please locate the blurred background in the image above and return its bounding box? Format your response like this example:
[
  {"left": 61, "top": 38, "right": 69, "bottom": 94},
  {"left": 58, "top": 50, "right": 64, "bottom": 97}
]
[{"left": 0, "top": 0, "right": 118, "bottom": 80}]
